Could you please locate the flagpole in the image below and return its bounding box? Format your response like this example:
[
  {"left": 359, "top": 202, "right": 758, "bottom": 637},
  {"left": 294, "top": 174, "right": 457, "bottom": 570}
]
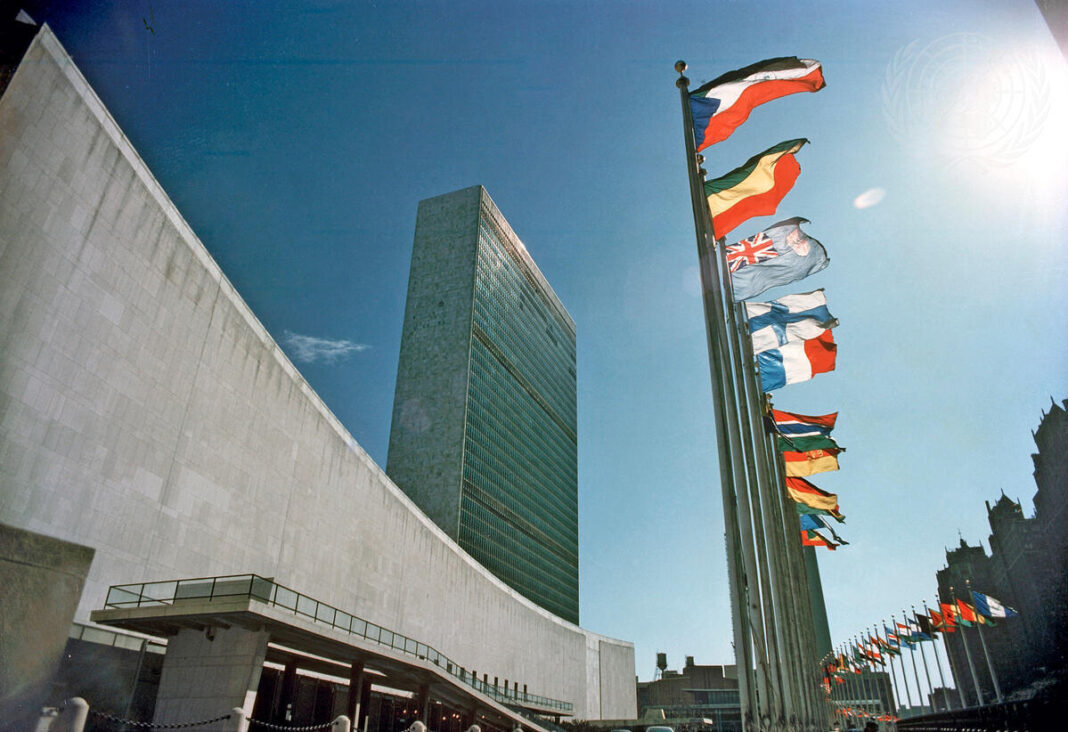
[
  {"left": 883, "top": 620, "right": 904, "bottom": 720},
  {"left": 939, "top": 594, "right": 967, "bottom": 709},
  {"left": 733, "top": 306, "right": 806, "bottom": 729},
  {"left": 712, "top": 244, "right": 789, "bottom": 730},
  {"left": 950, "top": 586, "right": 984, "bottom": 706},
  {"left": 761, "top": 396, "right": 826, "bottom": 730},
  {"left": 901, "top": 611, "right": 926, "bottom": 714},
  {"left": 890, "top": 614, "right": 914, "bottom": 715},
  {"left": 924, "top": 600, "right": 952, "bottom": 710},
  {"left": 967, "top": 583, "right": 1003, "bottom": 704},
  {"left": 675, "top": 61, "right": 760, "bottom": 730},
  {"left": 911, "top": 605, "right": 936, "bottom": 712},
  {"left": 868, "top": 626, "right": 884, "bottom": 724},
  {"left": 766, "top": 394, "right": 824, "bottom": 730}
]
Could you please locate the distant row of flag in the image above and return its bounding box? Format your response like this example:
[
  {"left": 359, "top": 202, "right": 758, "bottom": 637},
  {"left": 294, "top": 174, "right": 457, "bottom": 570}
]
[
  {"left": 687, "top": 56, "right": 845, "bottom": 552},
  {"left": 825, "top": 590, "right": 1019, "bottom": 680}
]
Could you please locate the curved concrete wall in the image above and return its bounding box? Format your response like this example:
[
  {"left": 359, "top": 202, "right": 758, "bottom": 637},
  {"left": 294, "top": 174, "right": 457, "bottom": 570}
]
[{"left": 0, "top": 27, "right": 635, "bottom": 720}]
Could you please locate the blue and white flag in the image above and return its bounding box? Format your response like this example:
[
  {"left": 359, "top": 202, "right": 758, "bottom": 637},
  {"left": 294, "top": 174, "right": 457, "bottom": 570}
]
[
  {"left": 745, "top": 289, "right": 838, "bottom": 354},
  {"left": 799, "top": 513, "right": 849, "bottom": 544},
  {"left": 971, "top": 590, "right": 1018, "bottom": 618},
  {"left": 728, "top": 217, "right": 829, "bottom": 301}
]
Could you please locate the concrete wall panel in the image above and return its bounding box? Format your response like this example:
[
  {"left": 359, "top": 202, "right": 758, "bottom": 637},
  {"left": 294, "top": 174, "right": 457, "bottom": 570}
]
[{"left": 0, "top": 27, "right": 635, "bottom": 719}]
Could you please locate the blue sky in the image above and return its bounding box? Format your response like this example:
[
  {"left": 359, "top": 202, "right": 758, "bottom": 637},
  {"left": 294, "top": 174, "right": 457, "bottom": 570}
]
[{"left": 26, "top": 0, "right": 1067, "bottom": 693}]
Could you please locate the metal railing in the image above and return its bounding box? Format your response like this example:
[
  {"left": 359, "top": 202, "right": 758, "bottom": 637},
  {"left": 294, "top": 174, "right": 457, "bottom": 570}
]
[
  {"left": 104, "top": 574, "right": 573, "bottom": 713},
  {"left": 70, "top": 621, "right": 167, "bottom": 654}
]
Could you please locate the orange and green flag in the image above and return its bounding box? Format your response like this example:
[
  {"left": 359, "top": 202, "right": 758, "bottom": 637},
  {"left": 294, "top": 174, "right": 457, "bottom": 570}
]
[{"left": 704, "top": 139, "right": 807, "bottom": 238}]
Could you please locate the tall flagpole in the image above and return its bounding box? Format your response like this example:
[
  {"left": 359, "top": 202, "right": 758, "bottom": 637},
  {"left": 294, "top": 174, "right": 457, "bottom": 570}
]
[
  {"left": 938, "top": 596, "right": 967, "bottom": 709},
  {"left": 969, "top": 611, "right": 1003, "bottom": 702},
  {"left": 709, "top": 235, "right": 780, "bottom": 730},
  {"left": 901, "top": 613, "right": 926, "bottom": 714},
  {"left": 764, "top": 396, "right": 826, "bottom": 730},
  {"left": 911, "top": 605, "right": 936, "bottom": 711},
  {"left": 923, "top": 600, "right": 952, "bottom": 710},
  {"left": 675, "top": 61, "right": 759, "bottom": 730},
  {"left": 731, "top": 300, "right": 803, "bottom": 729},
  {"left": 951, "top": 587, "right": 984, "bottom": 706},
  {"left": 890, "top": 614, "right": 914, "bottom": 715},
  {"left": 763, "top": 393, "right": 827, "bottom": 730},
  {"left": 883, "top": 621, "right": 903, "bottom": 719}
]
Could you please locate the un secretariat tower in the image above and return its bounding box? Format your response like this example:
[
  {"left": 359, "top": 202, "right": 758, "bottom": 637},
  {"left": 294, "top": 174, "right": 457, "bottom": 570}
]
[{"left": 387, "top": 186, "right": 578, "bottom": 624}]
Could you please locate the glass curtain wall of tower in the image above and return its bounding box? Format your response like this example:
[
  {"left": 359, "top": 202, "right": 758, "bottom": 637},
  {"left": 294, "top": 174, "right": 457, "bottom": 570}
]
[
  {"left": 387, "top": 186, "right": 578, "bottom": 624},
  {"left": 463, "top": 214, "right": 577, "bottom": 622}
]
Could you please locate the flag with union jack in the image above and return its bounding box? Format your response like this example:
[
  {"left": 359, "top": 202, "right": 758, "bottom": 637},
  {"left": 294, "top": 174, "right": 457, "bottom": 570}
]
[
  {"left": 729, "top": 217, "right": 829, "bottom": 300},
  {"left": 726, "top": 231, "right": 779, "bottom": 272}
]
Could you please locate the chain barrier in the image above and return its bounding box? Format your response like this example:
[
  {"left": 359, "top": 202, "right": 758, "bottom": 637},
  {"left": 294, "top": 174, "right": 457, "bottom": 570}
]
[
  {"left": 90, "top": 710, "right": 232, "bottom": 728},
  {"left": 247, "top": 719, "right": 336, "bottom": 730}
]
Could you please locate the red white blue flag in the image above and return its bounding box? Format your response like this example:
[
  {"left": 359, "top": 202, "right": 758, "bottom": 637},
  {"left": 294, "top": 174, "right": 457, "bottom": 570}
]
[
  {"left": 756, "top": 329, "right": 837, "bottom": 391},
  {"left": 690, "top": 57, "right": 825, "bottom": 150}
]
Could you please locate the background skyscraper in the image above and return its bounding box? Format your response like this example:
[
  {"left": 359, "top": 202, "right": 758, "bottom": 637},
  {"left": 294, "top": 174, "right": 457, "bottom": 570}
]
[{"left": 387, "top": 186, "right": 579, "bottom": 623}]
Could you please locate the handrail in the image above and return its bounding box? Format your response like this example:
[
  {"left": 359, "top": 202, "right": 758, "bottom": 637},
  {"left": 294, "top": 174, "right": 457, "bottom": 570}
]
[{"left": 104, "top": 574, "right": 572, "bottom": 713}]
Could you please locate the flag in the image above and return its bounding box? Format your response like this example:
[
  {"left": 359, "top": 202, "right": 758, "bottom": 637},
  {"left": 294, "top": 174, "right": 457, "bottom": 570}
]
[
  {"left": 757, "top": 329, "right": 837, "bottom": 391},
  {"left": 912, "top": 614, "right": 934, "bottom": 640},
  {"left": 930, "top": 608, "right": 956, "bottom": 633},
  {"left": 795, "top": 500, "right": 845, "bottom": 522},
  {"left": 786, "top": 476, "right": 841, "bottom": 515},
  {"left": 777, "top": 434, "right": 841, "bottom": 452},
  {"left": 728, "top": 217, "right": 829, "bottom": 300},
  {"left": 799, "top": 513, "right": 849, "bottom": 544},
  {"left": 782, "top": 447, "right": 842, "bottom": 477},
  {"left": 745, "top": 289, "right": 839, "bottom": 354},
  {"left": 971, "top": 590, "right": 1019, "bottom": 618},
  {"left": 690, "top": 57, "right": 825, "bottom": 150},
  {"left": 770, "top": 408, "right": 838, "bottom": 438},
  {"left": 802, "top": 528, "right": 838, "bottom": 550},
  {"left": 883, "top": 627, "right": 900, "bottom": 646},
  {"left": 705, "top": 142, "right": 807, "bottom": 238},
  {"left": 956, "top": 599, "right": 979, "bottom": 626}
]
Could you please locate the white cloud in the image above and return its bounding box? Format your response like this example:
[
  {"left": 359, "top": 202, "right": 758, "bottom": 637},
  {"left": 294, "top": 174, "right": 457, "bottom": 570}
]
[
  {"left": 853, "top": 187, "right": 886, "bottom": 209},
  {"left": 282, "top": 331, "right": 370, "bottom": 364}
]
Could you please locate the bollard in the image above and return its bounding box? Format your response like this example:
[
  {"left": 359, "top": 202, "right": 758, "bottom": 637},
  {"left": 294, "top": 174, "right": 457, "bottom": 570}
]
[
  {"left": 228, "top": 706, "right": 249, "bottom": 732},
  {"left": 332, "top": 715, "right": 352, "bottom": 732},
  {"left": 51, "top": 698, "right": 89, "bottom": 732}
]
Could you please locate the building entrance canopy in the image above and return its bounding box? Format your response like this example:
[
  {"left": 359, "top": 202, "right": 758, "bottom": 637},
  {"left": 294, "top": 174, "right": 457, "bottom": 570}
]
[{"left": 91, "top": 574, "right": 571, "bottom": 729}]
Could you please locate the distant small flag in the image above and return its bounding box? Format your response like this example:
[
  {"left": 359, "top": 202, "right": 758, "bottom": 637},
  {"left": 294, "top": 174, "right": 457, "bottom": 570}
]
[
  {"left": 956, "top": 599, "right": 979, "bottom": 627},
  {"left": 705, "top": 142, "right": 808, "bottom": 239},
  {"left": 911, "top": 614, "right": 934, "bottom": 640},
  {"left": 690, "top": 57, "right": 825, "bottom": 150},
  {"left": 782, "top": 447, "right": 842, "bottom": 477},
  {"left": 971, "top": 590, "right": 1019, "bottom": 618},
  {"left": 745, "top": 289, "right": 838, "bottom": 354},
  {"left": 757, "top": 329, "right": 837, "bottom": 391},
  {"left": 728, "top": 217, "right": 829, "bottom": 301},
  {"left": 770, "top": 409, "right": 838, "bottom": 438},
  {"left": 930, "top": 608, "right": 956, "bottom": 633}
]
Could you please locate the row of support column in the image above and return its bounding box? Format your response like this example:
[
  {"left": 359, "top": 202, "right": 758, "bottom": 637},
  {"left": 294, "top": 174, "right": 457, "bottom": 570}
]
[{"left": 152, "top": 627, "right": 523, "bottom": 732}]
